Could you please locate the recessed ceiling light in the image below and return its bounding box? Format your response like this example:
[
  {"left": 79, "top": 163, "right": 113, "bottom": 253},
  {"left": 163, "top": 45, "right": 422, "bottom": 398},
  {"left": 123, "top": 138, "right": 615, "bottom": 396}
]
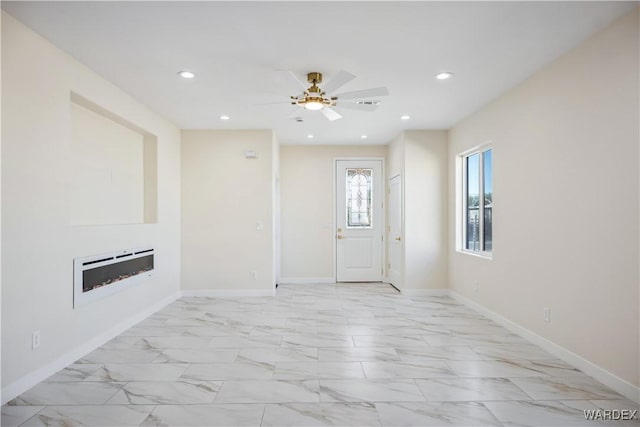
[
  {"left": 435, "top": 72, "right": 454, "bottom": 80},
  {"left": 401, "top": 115, "right": 411, "bottom": 120},
  {"left": 219, "top": 115, "right": 230, "bottom": 120},
  {"left": 361, "top": 135, "right": 368, "bottom": 139},
  {"left": 307, "top": 134, "right": 314, "bottom": 139},
  {"left": 177, "top": 70, "right": 195, "bottom": 79}
]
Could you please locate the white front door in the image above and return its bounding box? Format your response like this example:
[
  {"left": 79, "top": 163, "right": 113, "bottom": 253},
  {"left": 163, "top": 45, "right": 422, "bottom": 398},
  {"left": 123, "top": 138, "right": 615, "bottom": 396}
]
[
  {"left": 388, "top": 174, "right": 403, "bottom": 288},
  {"left": 336, "top": 160, "right": 383, "bottom": 282}
]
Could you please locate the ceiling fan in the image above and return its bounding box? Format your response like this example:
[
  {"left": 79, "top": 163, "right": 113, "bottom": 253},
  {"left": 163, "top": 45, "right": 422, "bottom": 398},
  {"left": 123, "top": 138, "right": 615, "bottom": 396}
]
[{"left": 277, "top": 70, "right": 389, "bottom": 121}]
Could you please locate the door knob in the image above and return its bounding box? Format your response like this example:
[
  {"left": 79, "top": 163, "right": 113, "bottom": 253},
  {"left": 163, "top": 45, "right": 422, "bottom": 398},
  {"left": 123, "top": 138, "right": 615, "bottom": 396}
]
[
  {"left": 395, "top": 237, "right": 402, "bottom": 241},
  {"left": 337, "top": 234, "right": 344, "bottom": 240}
]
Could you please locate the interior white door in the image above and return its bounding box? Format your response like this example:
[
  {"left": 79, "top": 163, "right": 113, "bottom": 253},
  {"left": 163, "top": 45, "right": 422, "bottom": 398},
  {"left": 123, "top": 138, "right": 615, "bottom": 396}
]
[
  {"left": 336, "top": 160, "right": 383, "bottom": 282},
  {"left": 388, "top": 174, "right": 403, "bottom": 288}
]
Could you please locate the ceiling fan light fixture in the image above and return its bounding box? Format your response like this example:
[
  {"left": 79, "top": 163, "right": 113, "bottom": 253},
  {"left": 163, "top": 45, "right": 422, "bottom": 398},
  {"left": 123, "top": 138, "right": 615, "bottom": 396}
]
[
  {"left": 284, "top": 70, "right": 389, "bottom": 122},
  {"left": 304, "top": 100, "right": 324, "bottom": 111}
]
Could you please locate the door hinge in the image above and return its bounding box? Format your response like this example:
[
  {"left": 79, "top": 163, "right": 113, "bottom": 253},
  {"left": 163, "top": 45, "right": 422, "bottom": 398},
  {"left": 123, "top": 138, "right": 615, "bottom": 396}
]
[{"left": 388, "top": 263, "right": 391, "bottom": 269}]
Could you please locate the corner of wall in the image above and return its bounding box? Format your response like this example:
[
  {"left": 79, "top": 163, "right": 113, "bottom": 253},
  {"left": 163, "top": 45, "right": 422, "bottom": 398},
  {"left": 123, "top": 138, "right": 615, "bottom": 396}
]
[{"left": 2, "top": 13, "right": 182, "bottom": 396}]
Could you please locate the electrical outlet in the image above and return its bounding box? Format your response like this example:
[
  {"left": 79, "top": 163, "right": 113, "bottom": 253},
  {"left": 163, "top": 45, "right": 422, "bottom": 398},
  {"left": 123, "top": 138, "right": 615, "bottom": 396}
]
[
  {"left": 249, "top": 271, "right": 257, "bottom": 280},
  {"left": 256, "top": 222, "right": 263, "bottom": 231},
  {"left": 32, "top": 331, "right": 41, "bottom": 349},
  {"left": 473, "top": 281, "right": 479, "bottom": 292},
  {"left": 543, "top": 307, "right": 551, "bottom": 323}
]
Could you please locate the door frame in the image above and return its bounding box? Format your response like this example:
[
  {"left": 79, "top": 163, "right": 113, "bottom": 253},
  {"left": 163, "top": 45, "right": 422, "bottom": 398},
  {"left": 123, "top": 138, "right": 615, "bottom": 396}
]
[
  {"left": 387, "top": 173, "right": 403, "bottom": 289},
  {"left": 332, "top": 157, "right": 386, "bottom": 282}
]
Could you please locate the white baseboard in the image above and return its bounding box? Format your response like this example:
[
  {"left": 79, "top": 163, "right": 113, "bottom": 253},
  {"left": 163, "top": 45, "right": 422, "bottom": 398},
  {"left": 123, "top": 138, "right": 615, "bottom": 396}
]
[
  {"left": 449, "top": 290, "right": 640, "bottom": 404},
  {"left": 181, "top": 289, "right": 276, "bottom": 297},
  {"left": 401, "top": 288, "right": 449, "bottom": 296},
  {"left": 278, "top": 277, "right": 336, "bottom": 285},
  {"left": 1, "top": 291, "right": 181, "bottom": 405}
]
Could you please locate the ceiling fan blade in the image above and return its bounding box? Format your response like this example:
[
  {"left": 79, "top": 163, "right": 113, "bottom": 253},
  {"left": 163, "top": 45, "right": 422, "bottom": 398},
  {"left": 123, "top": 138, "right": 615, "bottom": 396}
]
[
  {"left": 255, "top": 101, "right": 295, "bottom": 106},
  {"left": 334, "top": 102, "right": 379, "bottom": 112},
  {"left": 322, "top": 70, "right": 356, "bottom": 95},
  {"left": 272, "top": 69, "right": 307, "bottom": 93},
  {"left": 334, "top": 86, "right": 389, "bottom": 100},
  {"left": 320, "top": 107, "right": 342, "bottom": 121},
  {"left": 287, "top": 71, "right": 307, "bottom": 92}
]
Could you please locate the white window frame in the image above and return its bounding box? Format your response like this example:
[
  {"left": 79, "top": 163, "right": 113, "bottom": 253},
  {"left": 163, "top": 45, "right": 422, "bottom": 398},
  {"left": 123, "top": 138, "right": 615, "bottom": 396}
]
[{"left": 458, "top": 144, "right": 492, "bottom": 259}]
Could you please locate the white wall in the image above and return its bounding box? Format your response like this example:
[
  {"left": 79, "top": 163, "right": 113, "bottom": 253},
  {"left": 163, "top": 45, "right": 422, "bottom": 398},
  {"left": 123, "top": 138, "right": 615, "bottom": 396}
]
[
  {"left": 386, "top": 131, "right": 448, "bottom": 291},
  {"left": 404, "top": 131, "right": 448, "bottom": 291},
  {"left": 280, "top": 145, "right": 387, "bottom": 282},
  {"left": 387, "top": 134, "right": 405, "bottom": 289},
  {"left": 1, "top": 11, "right": 181, "bottom": 398},
  {"left": 272, "top": 134, "right": 281, "bottom": 286},
  {"left": 70, "top": 102, "right": 144, "bottom": 226},
  {"left": 387, "top": 133, "right": 404, "bottom": 179},
  {"left": 448, "top": 9, "right": 639, "bottom": 389},
  {"left": 1, "top": 8, "right": 4, "bottom": 404},
  {"left": 181, "top": 130, "right": 275, "bottom": 294}
]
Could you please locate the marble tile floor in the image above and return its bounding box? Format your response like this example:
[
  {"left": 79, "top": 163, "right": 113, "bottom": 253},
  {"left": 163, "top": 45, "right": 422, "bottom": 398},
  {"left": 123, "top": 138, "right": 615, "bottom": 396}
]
[{"left": 3, "top": 283, "right": 638, "bottom": 426}]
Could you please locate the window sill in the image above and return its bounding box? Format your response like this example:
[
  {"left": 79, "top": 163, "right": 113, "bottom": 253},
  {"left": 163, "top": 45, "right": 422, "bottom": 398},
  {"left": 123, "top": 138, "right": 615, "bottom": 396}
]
[{"left": 457, "top": 249, "right": 493, "bottom": 260}]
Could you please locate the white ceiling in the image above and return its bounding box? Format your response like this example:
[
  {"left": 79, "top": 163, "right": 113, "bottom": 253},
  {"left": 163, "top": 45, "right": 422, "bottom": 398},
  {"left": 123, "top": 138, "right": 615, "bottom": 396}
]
[{"left": 2, "top": 1, "right": 635, "bottom": 145}]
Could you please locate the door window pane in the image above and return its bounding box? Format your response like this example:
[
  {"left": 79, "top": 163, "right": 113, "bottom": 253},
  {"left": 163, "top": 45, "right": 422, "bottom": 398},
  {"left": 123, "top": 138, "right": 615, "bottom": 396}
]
[
  {"left": 466, "top": 154, "right": 480, "bottom": 250},
  {"left": 483, "top": 149, "right": 493, "bottom": 252},
  {"left": 346, "top": 168, "right": 372, "bottom": 227}
]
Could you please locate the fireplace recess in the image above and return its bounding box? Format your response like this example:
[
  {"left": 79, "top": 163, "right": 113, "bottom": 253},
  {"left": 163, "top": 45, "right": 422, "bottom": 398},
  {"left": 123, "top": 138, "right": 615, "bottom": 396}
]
[{"left": 74, "top": 248, "right": 154, "bottom": 308}]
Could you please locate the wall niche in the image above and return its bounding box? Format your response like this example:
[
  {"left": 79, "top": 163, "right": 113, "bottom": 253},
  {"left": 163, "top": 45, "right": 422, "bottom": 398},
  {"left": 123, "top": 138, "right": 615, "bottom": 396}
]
[{"left": 70, "top": 92, "right": 157, "bottom": 225}]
